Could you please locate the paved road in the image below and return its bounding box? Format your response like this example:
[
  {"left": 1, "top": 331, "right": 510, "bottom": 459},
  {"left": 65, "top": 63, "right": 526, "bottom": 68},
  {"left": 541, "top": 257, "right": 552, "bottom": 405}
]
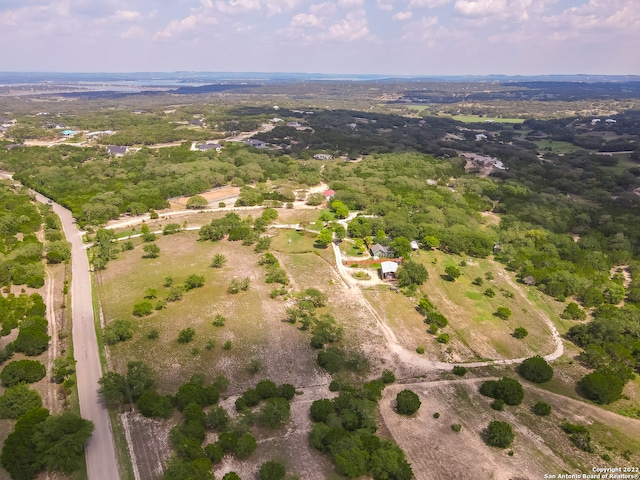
[{"left": 26, "top": 187, "right": 120, "bottom": 479}]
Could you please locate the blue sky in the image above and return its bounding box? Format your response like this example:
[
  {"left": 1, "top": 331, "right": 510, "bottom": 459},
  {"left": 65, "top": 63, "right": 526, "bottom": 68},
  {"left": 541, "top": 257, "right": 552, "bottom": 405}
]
[{"left": 0, "top": 0, "right": 638, "bottom": 75}]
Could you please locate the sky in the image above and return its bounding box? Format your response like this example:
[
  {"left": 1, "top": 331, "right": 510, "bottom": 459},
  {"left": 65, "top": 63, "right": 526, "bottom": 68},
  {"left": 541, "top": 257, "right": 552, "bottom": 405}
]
[{"left": 0, "top": 0, "right": 638, "bottom": 75}]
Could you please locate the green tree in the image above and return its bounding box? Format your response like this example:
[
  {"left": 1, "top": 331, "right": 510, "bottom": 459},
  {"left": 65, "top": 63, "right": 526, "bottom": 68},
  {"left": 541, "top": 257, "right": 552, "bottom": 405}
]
[
  {"left": 133, "top": 301, "right": 153, "bottom": 317},
  {"left": 445, "top": 265, "right": 461, "bottom": 281},
  {"left": 513, "top": 327, "right": 528, "bottom": 339},
  {"left": 184, "top": 274, "right": 205, "bottom": 290},
  {"left": 397, "top": 260, "right": 428, "bottom": 287},
  {"left": 33, "top": 412, "right": 94, "bottom": 474},
  {"left": 0, "top": 360, "right": 46, "bottom": 387},
  {"left": 98, "top": 371, "right": 127, "bottom": 409},
  {"left": 1, "top": 407, "right": 50, "bottom": 479},
  {"left": 0, "top": 384, "right": 43, "bottom": 419},
  {"left": 142, "top": 243, "right": 160, "bottom": 258},
  {"left": 423, "top": 235, "right": 440, "bottom": 249},
  {"left": 479, "top": 377, "right": 524, "bottom": 406},
  {"left": 137, "top": 391, "right": 173, "bottom": 418},
  {"left": 495, "top": 306, "right": 512, "bottom": 320},
  {"left": 485, "top": 420, "right": 514, "bottom": 448},
  {"left": 331, "top": 200, "right": 349, "bottom": 219},
  {"left": 518, "top": 356, "right": 553, "bottom": 383},
  {"left": 259, "top": 460, "right": 286, "bottom": 480},
  {"left": 186, "top": 195, "right": 208, "bottom": 209},
  {"left": 316, "top": 229, "right": 333, "bottom": 246},
  {"left": 532, "top": 401, "right": 551, "bottom": 416},
  {"left": 579, "top": 369, "right": 625, "bottom": 405},
  {"left": 258, "top": 397, "right": 291, "bottom": 429},
  {"left": 561, "top": 302, "right": 586, "bottom": 320},
  {"left": 395, "top": 389, "right": 421, "bottom": 415},
  {"left": 391, "top": 237, "right": 412, "bottom": 258}
]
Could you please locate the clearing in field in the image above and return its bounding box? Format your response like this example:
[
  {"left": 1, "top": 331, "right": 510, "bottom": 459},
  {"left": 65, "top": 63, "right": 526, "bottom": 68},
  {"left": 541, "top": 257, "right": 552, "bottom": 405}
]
[{"left": 379, "top": 379, "right": 640, "bottom": 480}]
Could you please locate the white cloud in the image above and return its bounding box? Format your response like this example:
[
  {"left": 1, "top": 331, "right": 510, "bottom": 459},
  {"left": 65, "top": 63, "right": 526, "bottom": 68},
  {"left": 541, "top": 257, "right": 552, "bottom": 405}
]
[
  {"left": 323, "top": 9, "right": 370, "bottom": 41},
  {"left": 153, "top": 14, "right": 217, "bottom": 40},
  {"left": 290, "top": 12, "right": 321, "bottom": 27},
  {"left": 393, "top": 11, "right": 413, "bottom": 20},
  {"left": 409, "top": 0, "right": 451, "bottom": 8},
  {"left": 114, "top": 10, "right": 141, "bottom": 21},
  {"left": 214, "top": 0, "right": 261, "bottom": 15},
  {"left": 454, "top": 0, "right": 508, "bottom": 17}
]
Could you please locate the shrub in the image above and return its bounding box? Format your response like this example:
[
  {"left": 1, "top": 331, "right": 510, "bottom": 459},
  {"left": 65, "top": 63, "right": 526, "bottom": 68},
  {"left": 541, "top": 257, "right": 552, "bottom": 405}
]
[
  {"left": 103, "top": 319, "right": 134, "bottom": 345},
  {"left": 451, "top": 424, "right": 462, "bottom": 432},
  {"left": 561, "top": 422, "right": 593, "bottom": 452},
  {"left": 223, "top": 340, "right": 232, "bottom": 350},
  {"left": 205, "top": 406, "right": 230, "bottom": 431},
  {"left": 0, "top": 384, "right": 43, "bottom": 419},
  {"left": 484, "top": 288, "right": 495, "bottom": 298},
  {"left": 228, "top": 278, "right": 250, "bottom": 294},
  {"left": 174, "top": 383, "right": 219, "bottom": 411},
  {"left": 317, "top": 347, "right": 344, "bottom": 373},
  {"left": 178, "top": 328, "right": 196, "bottom": 344},
  {"left": 561, "top": 302, "right": 586, "bottom": 320},
  {"left": 258, "top": 397, "right": 291, "bottom": 428},
  {"left": 416, "top": 346, "right": 425, "bottom": 354},
  {"left": 12, "top": 323, "right": 49, "bottom": 356},
  {"left": 513, "top": 327, "right": 528, "bottom": 339},
  {"left": 184, "top": 274, "right": 205, "bottom": 290},
  {"left": 472, "top": 276, "right": 484, "bottom": 286},
  {"left": 234, "top": 433, "right": 257, "bottom": 459},
  {"left": 259, "top": 460, "right": 286, "bottom": 480},
  {"left": 142, "top": 243, "right": 160, "bottom": 258},
  {"left": 212, "top": 314, "right": 226, "bottom": 327},
  {"left": 278, "top": 384, "right": 296, "bottom": 400},
  {"left": 486, "top": 420, "right": 515, "bottom": 448},
  {"left": 445, "top": 265, "right": 461, "bottom": 281},
  {"left": 162, "top": 223, "right": 181, "bottom": 235},
  {"left": 491, "top": 399, "right": 505, "bottom": 411},
  {"left": 381, "top": 369, "right": 396, "bottom": 384},
  {"left": 479, "top": 377, "right": 524, "bottom": 405},
  {"left": 452, "top": 366, "right": 467, "bottom": 376},
  {"left": 256, "top": 380, "right": 279, "bottom": 399},
  {"left": 137, "top": 391, "right": 173, "bottom": 418},
  {"left": 395, "top": 389, "right": 421, "bottom": 415},
  {"left": 310, "top": 399, "right": 335, "bottom": 423},
  {"left": 433, "top": 412, "right": 440, "bottom": 419},
  {"left": 166, "top": 286, "right": 185, "bottom": 302},
  {"left": 436, "top": 333, "right": 450, "bottom": 344},
  {"left": 1, "top": 360, "right": 46, "bottom": 387},
  {"left": 495, "top": 306, "right": 512, "bottom": 320},
  {"left": 533, "top": 401, "right": 552, "bottom": 416},
  {"left": 147, "top": 329, "right": 159, "bottom": 340},
  {"left": 132, "top": 301, "right": 153, "bottom": 317},
  {"left": 518, "top": 356, "right": 553, "bottom": 383},
  {"left": 210, "top": 254, "right": 227, "bottom": 268}
]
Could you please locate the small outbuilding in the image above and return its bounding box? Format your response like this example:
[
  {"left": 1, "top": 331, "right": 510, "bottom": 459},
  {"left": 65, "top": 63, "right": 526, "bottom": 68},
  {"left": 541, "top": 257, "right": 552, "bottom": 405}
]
[
  {"left": 381, "top": 261, "right": 399, "bottom": 280},
  {"left": 107, "top": 145, "right": 129, "bottom": 157}
]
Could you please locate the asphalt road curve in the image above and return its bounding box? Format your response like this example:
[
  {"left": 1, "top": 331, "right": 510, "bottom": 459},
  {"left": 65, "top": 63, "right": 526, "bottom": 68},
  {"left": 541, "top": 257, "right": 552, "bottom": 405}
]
[{"left": 34, "top": 192, "right": 121, "bottom": 480}]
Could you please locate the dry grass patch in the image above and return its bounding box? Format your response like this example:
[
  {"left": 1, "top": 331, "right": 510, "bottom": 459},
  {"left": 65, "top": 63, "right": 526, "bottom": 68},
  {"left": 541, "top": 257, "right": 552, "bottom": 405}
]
[{"left": 410, "top": 251, "right": 555, "bottom": 362}]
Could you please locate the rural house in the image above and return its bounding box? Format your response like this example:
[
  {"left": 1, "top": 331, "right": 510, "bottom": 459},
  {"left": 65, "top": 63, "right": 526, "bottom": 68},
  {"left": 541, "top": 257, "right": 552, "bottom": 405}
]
[
  {"left": 371, "top": 244, "right": 395, "bottom": 258},
  {"left": 107, "top": 145, "right": 129, "bottom": 157}
]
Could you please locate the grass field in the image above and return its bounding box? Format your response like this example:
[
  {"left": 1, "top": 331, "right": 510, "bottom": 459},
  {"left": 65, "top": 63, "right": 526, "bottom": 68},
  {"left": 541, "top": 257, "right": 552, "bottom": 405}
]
[
  {"left": 394, "top": 251, "right": 558, "bottom": 362},
  {"left": 444, "top": 114, "right": 526, "bottom": 124},
  {"left": 532, "top": 139, "right": 587, "bottom": 154}
]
